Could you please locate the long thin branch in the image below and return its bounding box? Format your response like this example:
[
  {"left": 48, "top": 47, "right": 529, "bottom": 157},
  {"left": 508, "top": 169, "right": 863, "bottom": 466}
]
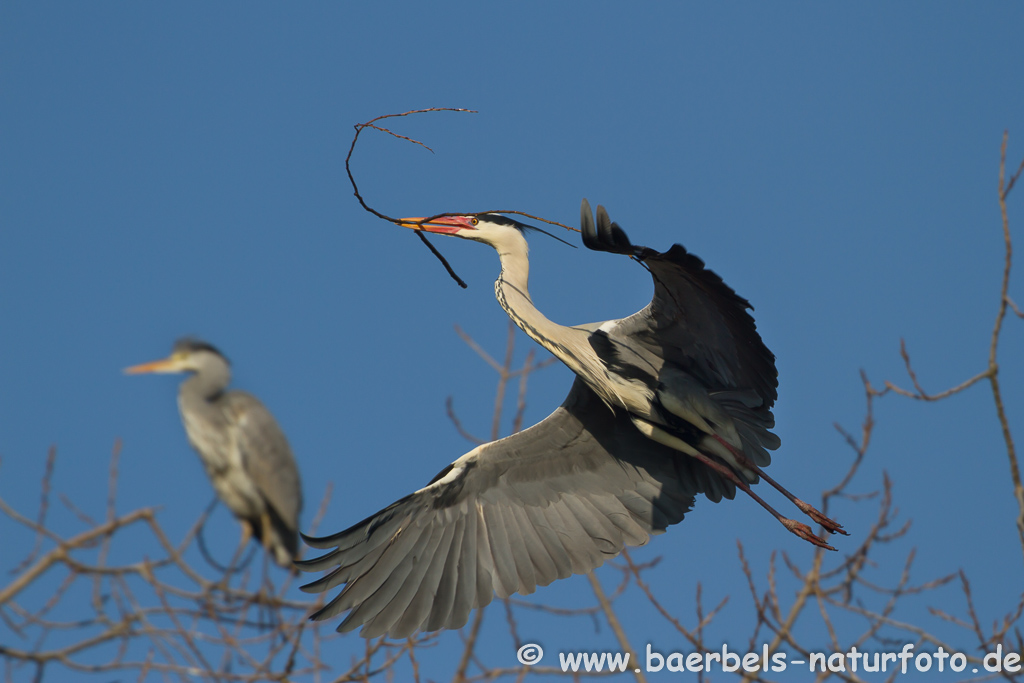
[
  {"left": 884, "top": 339, "right": 992, "bottom": 400},
  {"left": 9, "top": 446, "right": 58, "bottom": 576},
  {"left": 0, "top": 508, "right": 155, "bottom": 607},
  {"left": 586, "top": 571, "right": 647, "bottom": 683},
  {"left": 883, "top": 132, "right": 1024, "bottom": 564},
  {"left": 995, "top": 131, "right": 1024, "bottom": 562}
]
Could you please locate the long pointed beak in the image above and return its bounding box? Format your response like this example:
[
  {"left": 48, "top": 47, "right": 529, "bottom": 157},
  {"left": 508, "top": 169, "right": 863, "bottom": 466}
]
[
  {"left": 124, "top": 357, "right": 183, "bottom": 375},
  {"left": 397, "top": 216, "right": 474, "bottom": 235}
]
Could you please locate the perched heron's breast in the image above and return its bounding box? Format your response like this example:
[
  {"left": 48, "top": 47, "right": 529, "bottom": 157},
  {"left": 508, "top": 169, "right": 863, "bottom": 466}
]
[
  {"left": 178, "top": 399, "right": 230, "bottom": 471},
  {"left": 177, "top": 395, "right": 264, "bottom": 519}
]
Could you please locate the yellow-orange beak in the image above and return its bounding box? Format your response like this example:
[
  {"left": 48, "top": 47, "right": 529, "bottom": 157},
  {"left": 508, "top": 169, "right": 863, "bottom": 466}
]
[
  {"left": 397, "top": 215, "right": 476, "bottom": 235},
  {"left": 124, "top": 356, "right": 185, "bottom": 375}
]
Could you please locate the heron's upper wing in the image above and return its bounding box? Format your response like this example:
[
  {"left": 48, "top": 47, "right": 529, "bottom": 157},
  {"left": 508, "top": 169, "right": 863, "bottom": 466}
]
[
  {"left": 297, "top": 379, "right": 704, "bottom": 639},
  {"left": 223, "top": 392, "right": 303, "bottom": 533},
  {"left": 581, "top": 199, "right": 778, "bottom": 407}
]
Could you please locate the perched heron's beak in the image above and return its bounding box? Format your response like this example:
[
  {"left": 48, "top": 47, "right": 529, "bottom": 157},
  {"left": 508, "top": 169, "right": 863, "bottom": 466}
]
[
  {"left": 397, "top": 216, "right": 476, "bottom": 235},
  {"left": 124, "top": 356, "right": 185, "bottom": 375}
]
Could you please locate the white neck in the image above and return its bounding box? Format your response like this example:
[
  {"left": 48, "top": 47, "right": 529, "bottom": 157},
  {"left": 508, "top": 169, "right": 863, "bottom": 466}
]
[{"left": 491, "top": 236, "right": 593, "bottom": 378}]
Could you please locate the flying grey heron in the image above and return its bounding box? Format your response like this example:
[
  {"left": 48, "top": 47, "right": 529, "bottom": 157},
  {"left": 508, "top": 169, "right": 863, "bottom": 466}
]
[
  {"left": 126, "top": 338, "right": 303, "bottom": 568},
  {"left": 298, "top": 200, "right": 844, "bottom": 637}
]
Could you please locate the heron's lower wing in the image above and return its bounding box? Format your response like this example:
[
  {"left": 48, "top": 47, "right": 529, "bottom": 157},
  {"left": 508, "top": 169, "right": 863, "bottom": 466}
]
[{"left": 297, "top": 379, "right": 699, "bottom": 639}]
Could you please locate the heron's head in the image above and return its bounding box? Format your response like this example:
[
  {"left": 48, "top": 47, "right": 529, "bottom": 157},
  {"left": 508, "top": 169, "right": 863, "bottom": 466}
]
[
  {"left": 124, "top": 338, "right": 230, "bottom": 376},
  {"left": 398, "top": 213, "right": 531, "bottom": 250}
]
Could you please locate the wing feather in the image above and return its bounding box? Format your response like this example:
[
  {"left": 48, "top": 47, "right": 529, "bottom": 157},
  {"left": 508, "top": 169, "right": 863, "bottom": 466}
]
[
  {"left": 395, "top": 520, "right": 457, "bottom": 638},
  {"left": 496, "top": 503, "right": 536, "bottom": 594},
  {"left": 424, "top": 514, "right": 465, "bottom": 632},
  {"left": 340, "top": 523, "right": 438, "bottom": 636},
  {"left": 525, "top": 505, "right": 574, "bottom": 580},
  {"left": 448, "top": 505, "right": 478, "bottom": 629},
  {"left": 364, "top": 522, "right": 448, "bottom": 638},
  {"left": 482, "top": 502, "right": 518, "bottom": 598},
  {"left": 507, "top": 503, "right": 557, "bottom": 587},
  {"left": 473, "top": 503, "right": 496, "bottom": 607}
]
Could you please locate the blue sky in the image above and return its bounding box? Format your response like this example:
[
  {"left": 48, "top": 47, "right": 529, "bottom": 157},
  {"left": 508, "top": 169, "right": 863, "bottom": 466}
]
[{"left": 2, "top": 2, "right": 1023, "bottom": 680}]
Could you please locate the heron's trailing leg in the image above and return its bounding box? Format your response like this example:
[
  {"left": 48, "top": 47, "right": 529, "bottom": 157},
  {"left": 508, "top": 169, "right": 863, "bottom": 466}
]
[
  {"left": 224, "top": 519, "right": 254, "bottom": 572},
  {"left": 635, "top": 418, "right": 835, "bottom": 550},
  {"left": 239, "top": 517, "right": 253, "bottom": 548},
  {"left": 710, "top": 434, "right": 846, "bottom": 537},
  {"left": 694, "top": 446, "right": 836, "bottom": 551}
]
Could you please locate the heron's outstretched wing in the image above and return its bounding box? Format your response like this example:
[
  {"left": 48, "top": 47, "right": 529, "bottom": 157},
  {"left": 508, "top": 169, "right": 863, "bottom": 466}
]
[
  {"left": 580, "top": 199, "right": 778, "bottom": 407},
  {"left": 224, "top": 392, "right": 303, "bottom": 558},
  {"left": 297, "top": 379, "right": 705, "bottom": 639}
]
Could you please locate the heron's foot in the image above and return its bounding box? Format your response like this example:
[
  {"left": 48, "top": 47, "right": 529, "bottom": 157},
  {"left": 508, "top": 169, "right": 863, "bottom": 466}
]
[
  {"left": 794, "top": 499, "right": 848, "bottom": 536},
  {"left": 782, "top": 518, "right": 836, "bottom": 551}
]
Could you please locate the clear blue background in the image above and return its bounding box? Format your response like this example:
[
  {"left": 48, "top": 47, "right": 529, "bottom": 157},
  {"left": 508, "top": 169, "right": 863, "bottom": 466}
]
[{"left": 2, "top": 3, "right": 1022, "bottom": 679}]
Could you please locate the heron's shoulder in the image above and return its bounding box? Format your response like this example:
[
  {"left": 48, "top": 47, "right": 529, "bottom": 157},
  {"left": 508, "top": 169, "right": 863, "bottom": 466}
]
[
  {"left": 219, "top": 391, "right": 281, "bottom": 426},
  {"left": 219, "top": 389, "right": 266, "bottom": 409}
]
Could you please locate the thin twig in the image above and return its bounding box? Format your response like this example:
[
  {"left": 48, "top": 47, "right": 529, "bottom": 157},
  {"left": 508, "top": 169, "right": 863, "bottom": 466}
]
[
  {"left": 344, "top": 109, "right": 581, "bottom": 289},
  {"left": 586, "top": 571, "right": 647, "bottom": 683},
  {"left": 10, "top": 446, "right": 58, "bottom": 575},
  {"left": 445, "top": 397, "right": 485, "bottom": 445},
  {"left": 995, "top": 131, "right": 1024, "bottom": 563}
]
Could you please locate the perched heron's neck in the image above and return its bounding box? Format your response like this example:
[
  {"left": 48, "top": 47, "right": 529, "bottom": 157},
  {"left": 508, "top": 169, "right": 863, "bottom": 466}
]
[
  {"left": 181, "top": 363, "right": 230, "bottom": 403},
  {"left": 494, "top": 247, "right": 590, "bottom": 375}
]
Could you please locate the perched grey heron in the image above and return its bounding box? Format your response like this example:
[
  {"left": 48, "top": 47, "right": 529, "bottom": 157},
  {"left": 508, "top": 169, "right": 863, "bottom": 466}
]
[
  {"left": 299, "top": 200, "right": 844, "bottom": 637},
  {"left": 126, "top": 338, "right": 303, "bottom": 568}
]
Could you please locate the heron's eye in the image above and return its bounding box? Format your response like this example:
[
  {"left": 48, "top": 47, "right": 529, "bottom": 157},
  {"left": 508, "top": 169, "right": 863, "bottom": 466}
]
[{"left": 470, "top": 217, "right": 479, "bottom": 226}]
